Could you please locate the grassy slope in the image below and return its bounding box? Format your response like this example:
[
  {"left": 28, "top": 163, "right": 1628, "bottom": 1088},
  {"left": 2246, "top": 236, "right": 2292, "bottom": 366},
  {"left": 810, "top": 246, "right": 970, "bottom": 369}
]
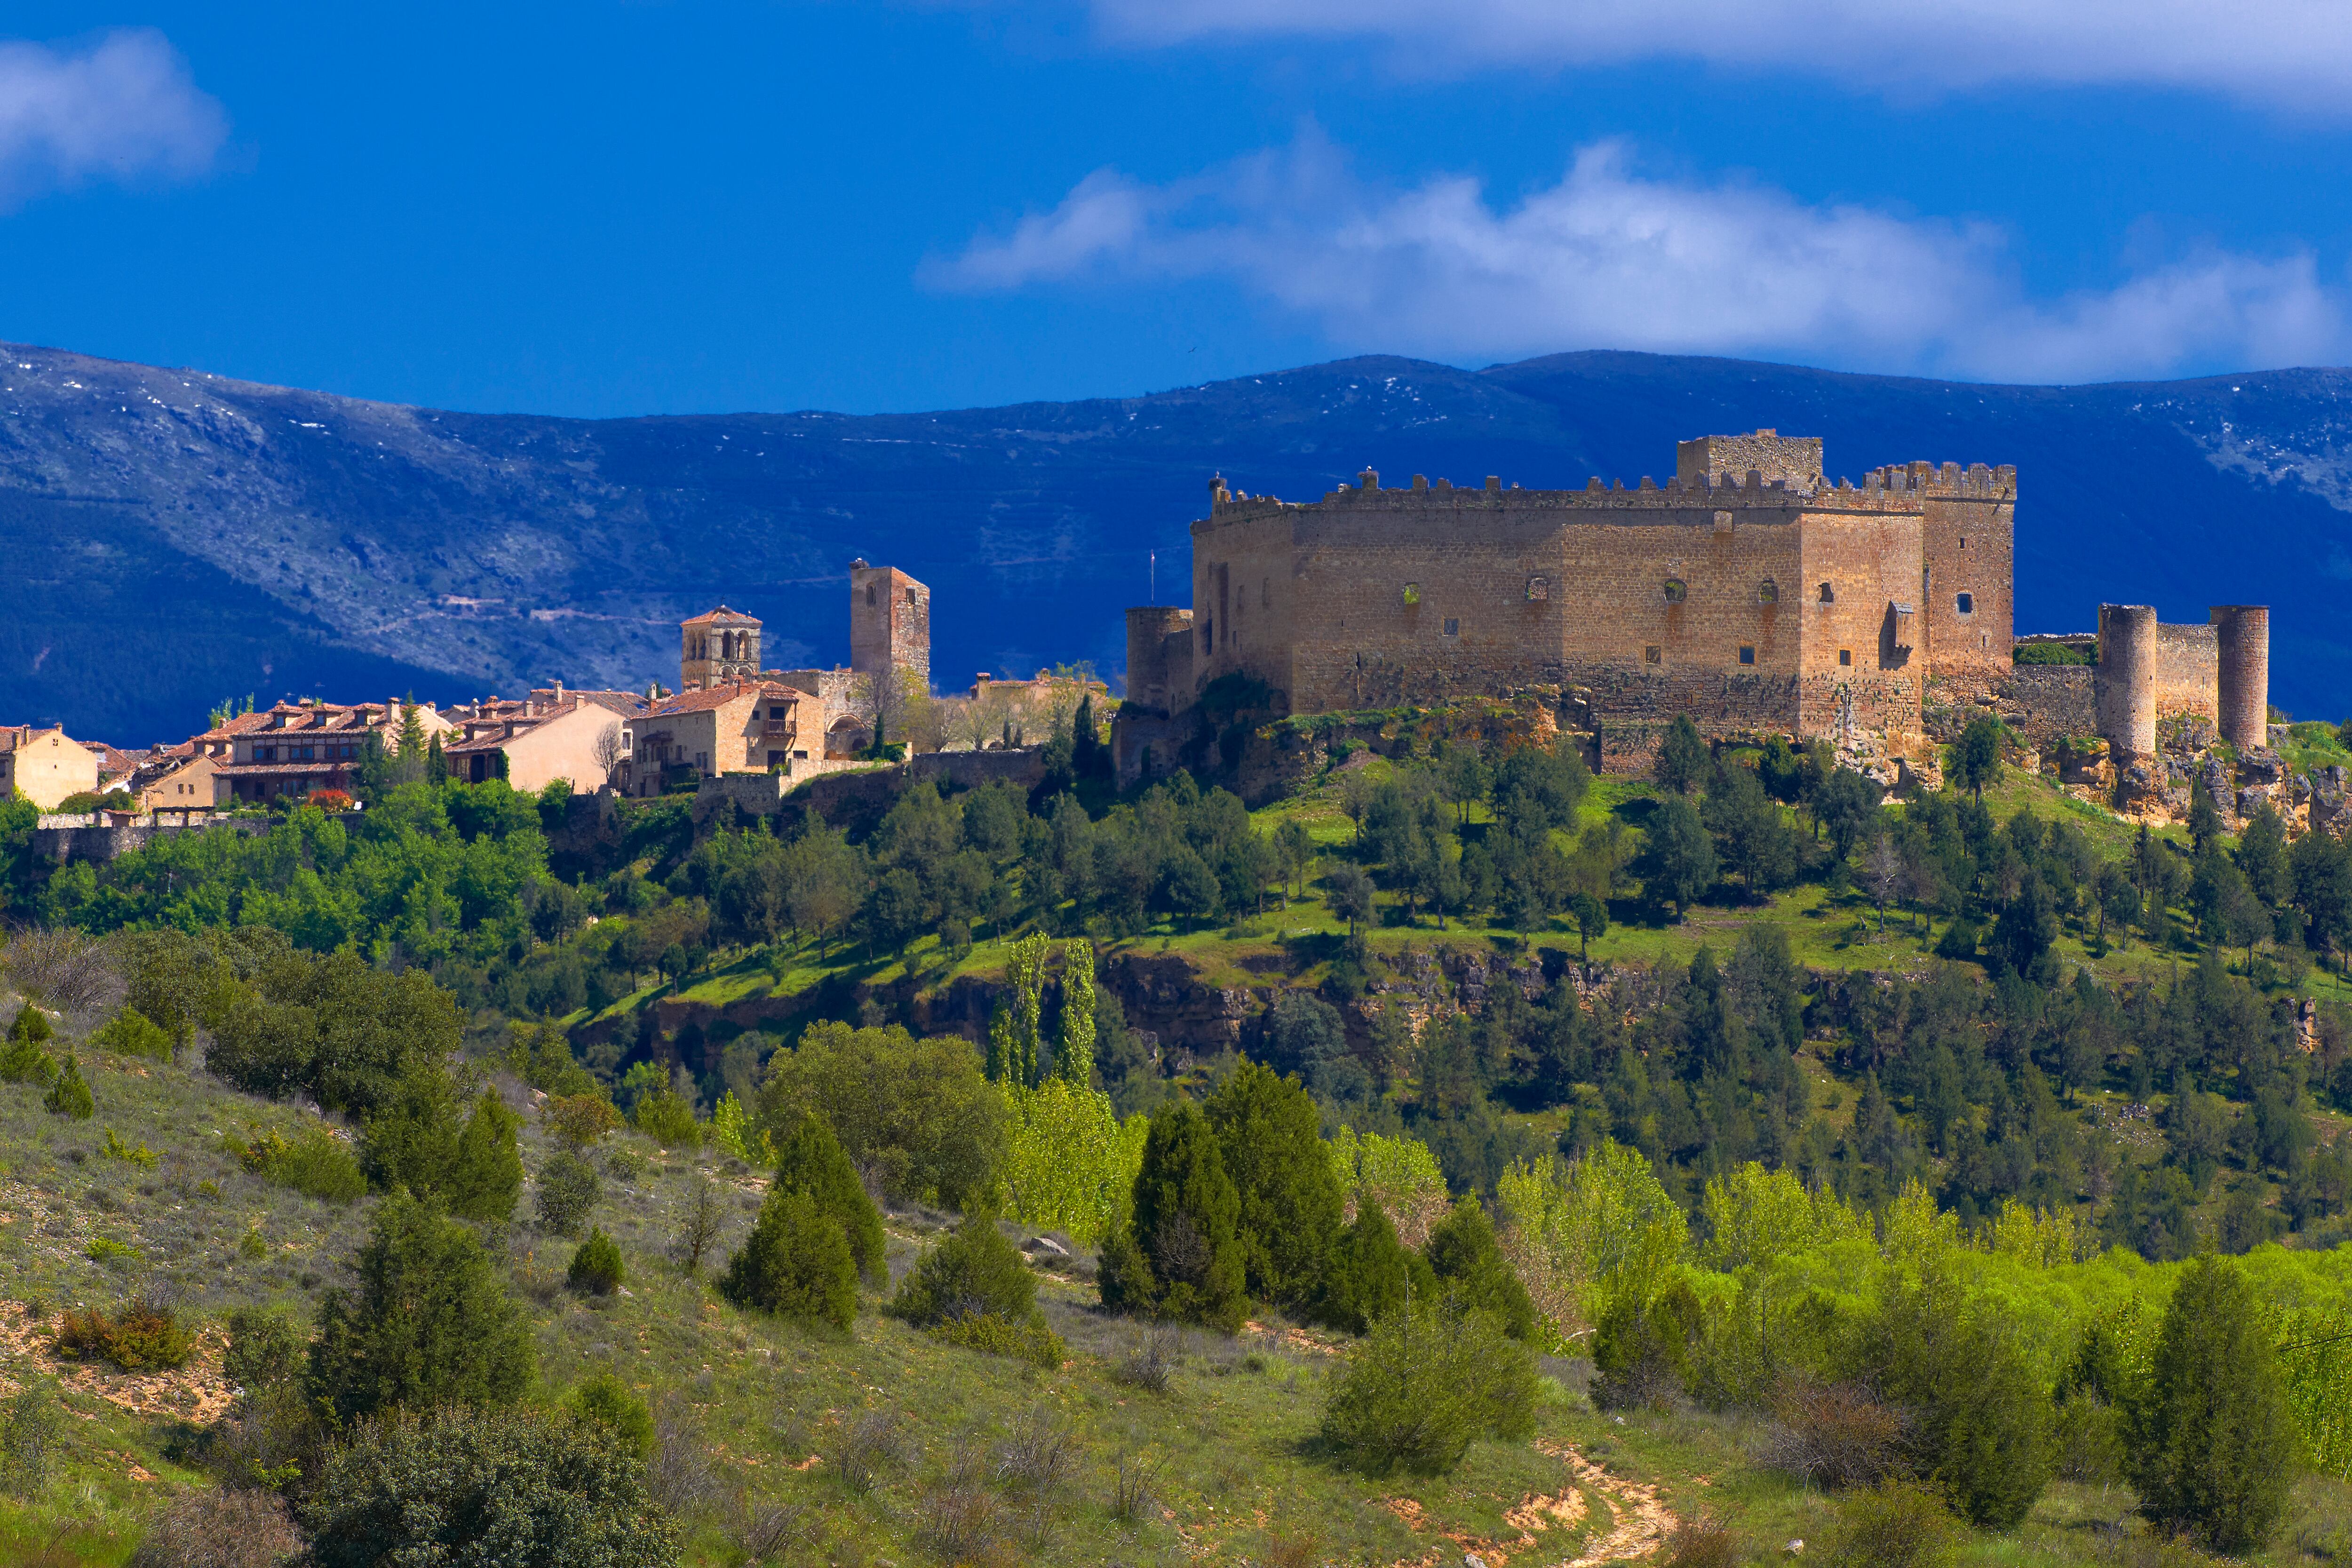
[{"left": 7, "top": 1003, "right": 2352, "bottom": 1566}]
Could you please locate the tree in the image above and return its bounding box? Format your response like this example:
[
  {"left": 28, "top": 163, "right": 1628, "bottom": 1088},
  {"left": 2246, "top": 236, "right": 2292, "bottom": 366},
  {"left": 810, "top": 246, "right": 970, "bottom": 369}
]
[
  {"left": 1316, "top": 1200, "right": 1437, "bottom": 1336},
  {"left": 1102, "top": 1099, "right": 1247, "bottom": 1330},
  {"left": 1947, "top": 716, "right": 2003, "bottom": 802},
  {"left": 887, "top": 1213, "right": 1038, "bottom": 1327},
  {"left": 1815, "top": 767, "right": 1883, "bottom": 862},
  {"left": 2239, "top": 801, "right": 2290, "bottom": 906},
  {"left": 720, "top": 1189, "right": 860, "bottom": 1329},
  {"left": 1642, "top": 794, "right": 1716, "bottom": 919},
  {"left": 1654, "top": 715, "right": 1709, "bottom": 796},
  {"left": 1319, "top": 1303, "right": 1540, "bottom": 1478},
  {"left": 1424, "top": 1196, "right": 1536, "bottom": 1342},
  {"left": 2125, "top": 1255, "right": 2297, "bottom": 1552},
  {"left": 1207, "top": 1059, "right": 1344, "bottom": 1309},
  {"left": 769, "top": 1110, "right": 887, "bottom": 1285},
  {"left": 1866, "top": 834, "right": 1909, "bottom": 933},
  {"left": 675, "top": 1173, "right": 726, "bottom": 1276},
  {"left": 1703, "top": 761, "right": 1798, "bottom": 894},
  {"left": 1325, "top": 861, "right": 1376, "bottom": 939},
  {"left": 1275, "top": 818, "right": 1315, "bottom": 902},
  {"left": 1058, "top": 939, "right": 1097, "bottom": 1086},
  {"left": 1990, "top": 870, "right": 2058, "bottom": 980},
  {"left": 536, "top": 1149, "right": 600, "bottom": 1235},
  {"left": 446, "top": 1087, "right": 524, "bottom": 1220},
  {"left": 2188, "top": 775, "right": 2223, "bottom": 854},
  {"left": 988, "top": 932, "right": 1050, "bottom": 1088},
  {"left": 298, "top": 1404, "right": 675, "bottom": 1568},
  {"left": 1568, "top": 892, "right": 1609, "bottom": 965},
  {"left": 758, "top": 1021, "right": 1007, "bottom": 1211},
  {"left": 592, "top": 722, "right": 624, "bottom": 788},
  {"left": 306, "top": 1191, "right": 536, "bottom": 1425}
]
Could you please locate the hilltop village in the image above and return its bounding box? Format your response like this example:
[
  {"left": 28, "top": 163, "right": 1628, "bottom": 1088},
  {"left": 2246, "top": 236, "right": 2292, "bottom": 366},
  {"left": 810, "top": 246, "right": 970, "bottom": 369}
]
[{"left": 0, "top": 427, "right": 2307, "bottom": 844}]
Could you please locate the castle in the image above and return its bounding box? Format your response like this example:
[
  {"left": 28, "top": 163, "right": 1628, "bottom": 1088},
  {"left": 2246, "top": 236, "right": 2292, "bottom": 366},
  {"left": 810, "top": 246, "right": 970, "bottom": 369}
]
[{"left": 1120, "top": 430, "right": 2270, "bottom": 780}]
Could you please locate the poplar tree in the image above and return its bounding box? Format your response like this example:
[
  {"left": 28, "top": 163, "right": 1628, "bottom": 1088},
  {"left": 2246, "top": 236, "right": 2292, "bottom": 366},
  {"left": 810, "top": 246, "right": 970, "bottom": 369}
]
[
  {"left": 988, "top": 932, "right": 1049, "bottom": 1088},
  {"left": 1057, "top": 939, "right": 1097, "bottom": 1087}
]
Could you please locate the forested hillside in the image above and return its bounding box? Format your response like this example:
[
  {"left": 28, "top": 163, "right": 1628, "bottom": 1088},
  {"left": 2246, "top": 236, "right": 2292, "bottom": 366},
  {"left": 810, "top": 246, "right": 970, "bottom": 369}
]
[{"left": 6, "top": 709, "right": 2352, "bottom": 1565}]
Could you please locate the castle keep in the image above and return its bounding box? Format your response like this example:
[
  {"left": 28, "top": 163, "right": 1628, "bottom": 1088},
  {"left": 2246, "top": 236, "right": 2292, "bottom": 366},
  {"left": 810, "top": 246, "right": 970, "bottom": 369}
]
[{"left": 1122, "top": 429, "right": 2270, "bottom": 779}]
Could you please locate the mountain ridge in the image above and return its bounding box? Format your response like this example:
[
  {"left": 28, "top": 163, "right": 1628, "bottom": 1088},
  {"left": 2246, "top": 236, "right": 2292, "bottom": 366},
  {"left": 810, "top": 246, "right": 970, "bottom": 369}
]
[{"left": 4, "top": 341, "right": 2351, "bottom": 742}]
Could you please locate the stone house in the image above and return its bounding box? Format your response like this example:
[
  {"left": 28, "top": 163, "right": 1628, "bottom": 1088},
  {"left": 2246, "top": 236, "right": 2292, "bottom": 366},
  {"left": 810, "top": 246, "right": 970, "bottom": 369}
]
[
  {"left": 620, "top": 681, "right": 812, "bottom": 796},
  {"left": 134, "top": 750, "right": 222, "bottom": 813},
  {"left": 0, "top": 724, "right": 101, "bottom": 809},
  {"left": 209, "top": 699, "right": 453, "bottom": 806},
  {"left": 442, "top": 692, "right": 639, "bottom": 792}
]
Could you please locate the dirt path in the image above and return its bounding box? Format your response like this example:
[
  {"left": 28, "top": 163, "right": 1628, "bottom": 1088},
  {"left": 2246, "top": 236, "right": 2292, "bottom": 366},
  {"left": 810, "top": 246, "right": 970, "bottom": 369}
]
[{"left": 1383, "top": 1437, "right": 1678, "bottom": 1568}]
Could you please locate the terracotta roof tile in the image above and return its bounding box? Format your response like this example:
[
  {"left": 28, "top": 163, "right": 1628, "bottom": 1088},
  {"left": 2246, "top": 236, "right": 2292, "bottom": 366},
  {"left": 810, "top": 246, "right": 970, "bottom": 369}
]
[{"left": 681, "top": 605, "right": 762, "bottom": 628}]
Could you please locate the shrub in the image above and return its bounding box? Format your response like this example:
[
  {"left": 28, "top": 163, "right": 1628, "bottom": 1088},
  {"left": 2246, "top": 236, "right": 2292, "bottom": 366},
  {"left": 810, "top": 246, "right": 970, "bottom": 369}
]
[
  {"left": 222, "top": 1307, "right": 304, "bottom": 1393},
  {"left": 44, "top": 1054, "right": 93, "bottom": 1119},
  {"left": 130, "top": 1487, "right": 302, "bottom": 1568},
  {"left": 6, "top": 1002, "right": 53, "bottom": 1046},
  {"left": 0, "top": 1021, "right": 55, "bottom": 1083},
  {"left": 571, "top": 1371, "right": 656, "bottom": 1459},
  {"left": 770, "top": 1111, "right": 887, "bottom": 1285},
  {"left": 1820, "top": 1481, "right": 1958, "bottom": 1568},
  {"left": 90, "top": 1008, "right": 174, "bottom": 1063},
  {"left": 718, "top": 1189, "right": 859, "bottom": 1330},
  {"left": 1663, "top": 1515, "right": 1741, "bottom": 1568},
  {"left": 228, "top": 1124, "right": 366, "bottom": 1203},
  {"left": 296, "top": 1404, "right": 676, "bottom": 1568},
  {"left": 888, "top": 1215, "right": 1036, "bottom": 1328},
  {"left": 932, "top": 1312, "right": 1068, "bottom": 1369},
  {"left": 569, "top": 1227, "right": 626, "bottom": 1296},
  {"left": 0, "top": 1379, "right": 63, "bottom": 1498},
  {"left": 55, "top": 1296, "right": 193, "bottom": 1371},
  {"left": 536, "top": 1150, "right": 601, "bottom": 1236},
  {"left": 1112, "top": 1323, "right": 1183, "bottom": 1393},
  {"left": 758, "top": 1019, "right": 1010, "bottom": 1210},
  {"left": 546, "top": 1091, "right": 622, "bottom": 1148},
  {"left": 2124, "top": 1254, "right": 2298, "bottom": 1553},
  {"left": 1206, "top": 1059, "right": 1344, "bottom": 1309},
  {"left": 1591, "top": 1280, "right": 1702, "bottom": 1411},
  {"left": 1425, "top": 1195, "right": 1536, "bottom": 1342},
  {"left": 1315, "top": 1199, "right": 1435, "bottom": 1337},
  {"left": 305, "top": 1191, "right": 536, "bottom": 1424},
  {"left": 1319, "top": 1304, "right": 1540, "bottom": 1478},
  {"left": 632, "top": 1087, "right": 701, "bottom": 1148},
  {"left": 1108, "top": 1099, "right": 1247, "bottom": 1331},
  {"left": 1757, "top": 1382, "right": 1910, "bottom": 1490}
]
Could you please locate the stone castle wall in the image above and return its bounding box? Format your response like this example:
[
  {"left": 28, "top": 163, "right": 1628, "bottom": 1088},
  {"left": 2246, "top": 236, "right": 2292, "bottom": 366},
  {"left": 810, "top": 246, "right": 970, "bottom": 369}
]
[{"left": 2155, "top": 621, "right": 2220, "bottom": 724}]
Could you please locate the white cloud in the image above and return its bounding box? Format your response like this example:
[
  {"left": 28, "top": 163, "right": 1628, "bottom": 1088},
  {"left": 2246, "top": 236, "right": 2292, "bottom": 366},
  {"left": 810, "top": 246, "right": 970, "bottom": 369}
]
[
  {"left": 930, "top": 135, "right": 2348, "bottom": 383},
  {"left": 1076, "top": 0, "right": 2352, "bottom": 111},
  {"left": 0, "top": 30, "right": 227, "bottom": 206}
]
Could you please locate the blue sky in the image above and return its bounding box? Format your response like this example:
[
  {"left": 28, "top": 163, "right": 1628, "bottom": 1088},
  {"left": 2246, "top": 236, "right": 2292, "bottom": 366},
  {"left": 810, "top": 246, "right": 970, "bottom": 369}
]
[{"left": 6, "top": 2, "right": 2352, "bottom": 416}]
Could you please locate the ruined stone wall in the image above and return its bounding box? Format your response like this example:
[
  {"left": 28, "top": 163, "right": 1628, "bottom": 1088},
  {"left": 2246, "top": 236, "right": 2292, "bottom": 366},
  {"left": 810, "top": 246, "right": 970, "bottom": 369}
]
[{"left": 2154, "top": 622, "right": 2219, "bottom": 724}]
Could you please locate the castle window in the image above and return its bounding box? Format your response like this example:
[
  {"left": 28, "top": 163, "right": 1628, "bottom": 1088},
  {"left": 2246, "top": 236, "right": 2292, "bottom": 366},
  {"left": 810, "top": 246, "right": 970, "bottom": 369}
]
[
  {"left": 1402, "top": 583, "right": 1421, "bottom": 605},
  {"left": 1443, "top": 618, "right": 1460, "bottom": 637},
  {"left": 1739, "top": 646, "right": 1756, "bottom": 665},
  {"left": 905, "top": 587, "right": 916, "bottom": 606},
  {"left": 1663, "top": 579, "right": 1686, "bottom": 604},
  {"left": 1758, "top": 580, "right": 1779, "bottom": 604},
  {"left": 866, "top": 585, "right": 875, "bottom": 605},
  {"left": 1526, "top": 575, "right": 1549, "bottom": 601},
  {"left": 1955, "top": 592, "right": 1975, "bottom": 615},
  {"left": 1644, "top": 646, "right": 1661, "bottom": 665},
  {"left": 1839, "top": 649, "right": 1852, "bottom": 666},
  {"left": 1818, "top": 581, "right": 1835, "bottom": 604}
]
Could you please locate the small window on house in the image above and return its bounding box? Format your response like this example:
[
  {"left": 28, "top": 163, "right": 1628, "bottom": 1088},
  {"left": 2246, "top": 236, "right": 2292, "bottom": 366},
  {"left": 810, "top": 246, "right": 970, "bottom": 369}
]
[
  {"left": 1739, "top": 646, "right": 1756, "bottom": 665},
  {"left": 1956, "top": 592, "right": 1975, "bottom": 615},
  {"left": 1839, "top": 649, "right": 1853, "bottom": 666},
  {"left": 1402, "top": 583, "right": 1421, "bottom": 605},
  {"left": 1818, "top": 581, "right": 1835, "bottom": 603},
  {"left": 1526, "top": 575, "right": 1549, "bottom": 601},
  {"left": 1644, "top": 646, "right": 1662, "bottom": 665},
  {"left": 1758, "top": 579, "right": 1779, "bottom": 604},
  {"left": 1663, "top": 579, "right": 1686, "bottom": 603},
  {"left": 1443, "top": 618, "right": 1460, "bottom": 637}
]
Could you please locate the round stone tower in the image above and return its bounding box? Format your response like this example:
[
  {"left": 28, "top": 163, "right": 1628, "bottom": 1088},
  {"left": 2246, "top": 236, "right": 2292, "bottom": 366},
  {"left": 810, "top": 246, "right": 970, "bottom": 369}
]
[
  {"left": 2210, "top": 605, "right": 2270, "bottom": 752},
  {"left": 2096, "top": 604, "right": 2158, "bottom": 757}
]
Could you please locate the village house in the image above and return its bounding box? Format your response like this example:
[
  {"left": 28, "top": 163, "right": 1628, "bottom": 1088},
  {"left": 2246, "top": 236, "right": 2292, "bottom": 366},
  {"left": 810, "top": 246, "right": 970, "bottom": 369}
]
[
  {"left": 208, "top": 698, "right": 453, "bottom": 806},
  {"left": 133, "top": 749, "right": 224, "bottom": 813},
  {"left": 442, "top": 689, "right": 643, "bottom": 792},
  {"left": 0, "top": 724, "right": 101, "bottom": 809},
  {"left": 619, "top": 680, "right": 810, "bottom": 796}
]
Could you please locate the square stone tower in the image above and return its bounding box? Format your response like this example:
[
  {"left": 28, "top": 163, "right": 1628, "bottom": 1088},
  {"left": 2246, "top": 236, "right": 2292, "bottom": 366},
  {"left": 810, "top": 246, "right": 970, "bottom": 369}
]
[
  {"left": 1674, "top": 429, "right": 1824, "bottom": 487},
  {"left": 680, "top": 605, "right": 762, "bottom": 689},
  {"left": 850, "top": 559, "right": 931, "bottom": 692}
]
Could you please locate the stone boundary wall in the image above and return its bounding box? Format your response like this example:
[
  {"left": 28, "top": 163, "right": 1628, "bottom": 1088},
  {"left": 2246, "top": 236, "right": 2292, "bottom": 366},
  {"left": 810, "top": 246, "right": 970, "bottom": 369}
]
[{"left": 31, "top": 814, "right": 308, "bottom": 865}]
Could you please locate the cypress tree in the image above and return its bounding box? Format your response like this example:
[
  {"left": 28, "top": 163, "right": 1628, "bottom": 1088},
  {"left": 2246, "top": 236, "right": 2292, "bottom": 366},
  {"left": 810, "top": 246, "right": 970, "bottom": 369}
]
[
  {"left": 306, "top": 1191, "right": 535, "bottom": 1425},
  {"left": 1207, "top": 1059, "right": 1343, "bottom": 1309},
  {"left": 43, "top": 1054, "right": 93, "bottom": 1120},
  {"left": 446, "top": 1088, "right": 524, "bottom": 1221},
  {"left": 1117, "top": 1100, "right": 1246, "bottom": 1331},
  {"left": 1424, "top": 1196, "right": 1535, "bottom": 1342},
  {"left": 718, "top": 1190, "right": 858, "bottom": 1330},
  {"left": 1315, "top": 1199, "right": 1436, "bottom": 1336},
  {"left": 770, "top": 1111, "right": 886, "bottom": 1285},
  {"left": 2126, "top": 1255, "right": 2297, "bottom": 1552}
]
